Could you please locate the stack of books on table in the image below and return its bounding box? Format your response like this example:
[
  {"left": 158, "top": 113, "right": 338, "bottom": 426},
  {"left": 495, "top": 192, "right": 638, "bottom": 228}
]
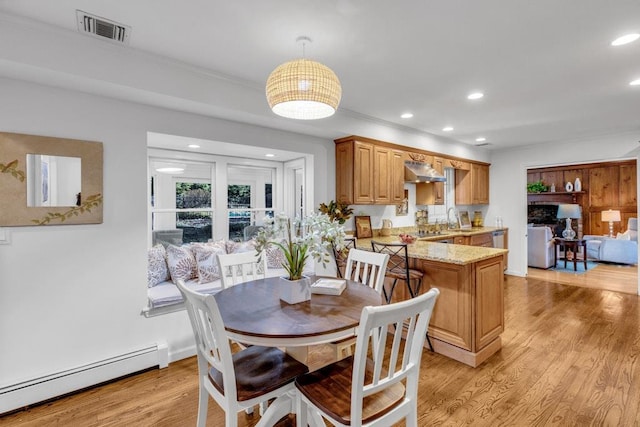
[{"left": 311, "top": 278, "right": 347, "bottom": 295}]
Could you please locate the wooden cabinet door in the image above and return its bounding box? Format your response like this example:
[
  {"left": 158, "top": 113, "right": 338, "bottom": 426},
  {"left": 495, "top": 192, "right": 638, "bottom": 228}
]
[
  {"left": 475, "top": 256, "right": 504, "bottom": 350},
  {"left": 455, "top": 169, "right": 472, "bottom": 205},
  {"left": 335, "top": 141, "right": 354, "bottom": 204},
  {"left": 469, "top": 232, "right": 493, "bottom": 247},
  {"left": 472, "top": 163, "right": 490, "bottom": 204},
  {"left": 391, "top": 150, "right": 405, "bottom": 203},
  {"left": 433, "top": 156, "right": 445, "bottom": 205},
  {"left": 353, "top": 141, "right": 375, "bottom": 204},
  {"left": 419, "top": 260, "right": 473, "bottom": 351},
  {"left": 373, "top": 145, "right": 391, "bottom": 204}
]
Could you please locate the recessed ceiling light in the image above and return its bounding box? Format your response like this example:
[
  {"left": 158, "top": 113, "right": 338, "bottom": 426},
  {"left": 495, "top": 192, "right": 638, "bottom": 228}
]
[
  {"left": 187, "top": 144, "right": 200, "bottom": 149},
  {"left": 611, "top": 33, "right": 640, "bottom": 46},
  {"left": 156, "top": 167, "right": 184, "bottom": 173},
  {"left": 265, "top": 153, "right": 275, "bottom": 158},
  {"left": 467, "top": 92, "right": 484, "bottom": 100},
  {"left": 401, "top": 112, "right": 414, "bottom": 119},
  {"left": 442, "top": 126, "right": 454, "bottom": 132},
  {"left": 475, "top": 137, "right": 486, "bottom": 142},
  {"left": 630, "top": 79, "right": 640, "bottom": 86}
]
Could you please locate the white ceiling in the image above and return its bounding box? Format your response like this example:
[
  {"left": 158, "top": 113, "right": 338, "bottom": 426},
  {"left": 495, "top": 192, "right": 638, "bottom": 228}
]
[{"left": 1, "top": 0, "right": 639, "bottom": 151}]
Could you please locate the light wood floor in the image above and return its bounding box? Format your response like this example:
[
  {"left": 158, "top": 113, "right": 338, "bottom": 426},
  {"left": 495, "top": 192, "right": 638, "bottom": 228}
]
[
  {"left": 527, "top": 262, "right": 638, "bottom": 294},
  {"left": 3, "top": 273, "right": 640, "bottom": 426}
]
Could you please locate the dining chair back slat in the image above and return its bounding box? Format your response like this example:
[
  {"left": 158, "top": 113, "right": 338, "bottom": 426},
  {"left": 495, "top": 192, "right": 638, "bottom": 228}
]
[
  {"left": 216, "top": 250, "right": 267, "bottom": 289},
  {"left": 343, "top": 249, "right": 389, "bottom": 295}
]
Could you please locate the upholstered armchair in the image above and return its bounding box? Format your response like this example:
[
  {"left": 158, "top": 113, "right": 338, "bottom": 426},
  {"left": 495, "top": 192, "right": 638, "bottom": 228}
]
[
  {"left": 527, "top": 225, "right": 555, "bottom": 269},
  {"left": 584, "top": 218, "right": 638, "bottom": 265}
]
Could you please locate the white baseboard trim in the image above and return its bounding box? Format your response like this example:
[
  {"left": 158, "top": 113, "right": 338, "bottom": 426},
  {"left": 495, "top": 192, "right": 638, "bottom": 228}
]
[
  {"left": 0, "top": 341, "right": 168, "bottom": 415},
  {"left": 169, "top": 343, "right": 196, "bottom": 364}
]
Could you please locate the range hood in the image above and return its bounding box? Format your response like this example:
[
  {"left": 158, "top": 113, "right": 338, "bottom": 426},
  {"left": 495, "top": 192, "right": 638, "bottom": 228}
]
[{"left": 404, "top": 161, "right": 446, "bottom": 183}]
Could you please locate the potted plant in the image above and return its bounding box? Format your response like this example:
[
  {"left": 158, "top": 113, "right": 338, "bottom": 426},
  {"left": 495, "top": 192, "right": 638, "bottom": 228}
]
[
  {"left": 527, "top": 180, "right": 549, "bottom": 193},
  {"left": 254, "top": 212, "right": 347, "bottom": 303},
  {"left": 318, "top": 200, "right": 353, "bottom": 224}
]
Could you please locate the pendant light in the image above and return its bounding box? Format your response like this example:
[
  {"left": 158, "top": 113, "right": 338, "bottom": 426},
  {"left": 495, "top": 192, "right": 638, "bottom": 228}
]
[{"left": 266, "top": 36, "right": 342, "bottom": 120}]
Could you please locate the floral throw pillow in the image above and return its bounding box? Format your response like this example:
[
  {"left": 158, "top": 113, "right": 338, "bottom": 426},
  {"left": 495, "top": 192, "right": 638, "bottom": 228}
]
[
  {"left": 166, "top": 244, "right": 197, "bottom": 284},
  {"left": 147, "top": 244, "right": 170, "bottom": 287},
  {"left": 266, "top": 244, "right": 286, "bottom": 269},
  {"left": 192, "top": 244, "right": 226, "bottom": 284},
  {"left": 226, "top": 239, "right": 256, "bottom": 254}
]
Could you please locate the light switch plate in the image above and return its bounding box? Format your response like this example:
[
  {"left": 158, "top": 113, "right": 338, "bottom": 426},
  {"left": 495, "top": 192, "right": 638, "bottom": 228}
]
[{"left": 0, "top": 227, "right": 11, "bottom": 244}]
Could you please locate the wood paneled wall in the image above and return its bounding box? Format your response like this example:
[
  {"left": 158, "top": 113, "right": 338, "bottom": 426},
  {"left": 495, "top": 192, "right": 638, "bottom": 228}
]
[{"left": 528, "top": 160, "right": 637, "bottom": 236}]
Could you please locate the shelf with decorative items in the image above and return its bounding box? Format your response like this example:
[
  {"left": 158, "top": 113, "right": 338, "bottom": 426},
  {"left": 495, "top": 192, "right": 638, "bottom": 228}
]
[{"left": 527, "top": 191, "right": 585, "bottom": 204}]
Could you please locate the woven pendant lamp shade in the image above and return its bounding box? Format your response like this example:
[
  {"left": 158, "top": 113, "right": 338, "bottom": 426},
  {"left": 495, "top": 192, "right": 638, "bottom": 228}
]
[{"left": 266, "top": 58, "right": 342, "bottom": 120}]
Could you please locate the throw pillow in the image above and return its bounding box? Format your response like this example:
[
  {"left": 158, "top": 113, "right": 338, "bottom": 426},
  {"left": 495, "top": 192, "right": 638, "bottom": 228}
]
[
  {"left": 192, "top": 244, "right": 226, "bottom": 284},
  {"left": 147, "top": 244, "right": 170, "bottom": 287},
  {"left": 616, "top": 231, "right": 631, "bottom": 241},
  {"left": 227, "top": 239, "right": 256, "bottom": 254},
  {"left": 265, "top": 243, "right": 286, "bottom": 269},
  {"left": 166, "top": 244, "right": 197, "bottom": 284}
]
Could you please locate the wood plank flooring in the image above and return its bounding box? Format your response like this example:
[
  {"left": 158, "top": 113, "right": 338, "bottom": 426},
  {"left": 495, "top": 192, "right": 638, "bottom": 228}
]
[
  {"left": 2, "top": 273, "right": 640, "bottom": 426},
  {"left": 527, "top": 262, "right": 637, "bottom": 294}
]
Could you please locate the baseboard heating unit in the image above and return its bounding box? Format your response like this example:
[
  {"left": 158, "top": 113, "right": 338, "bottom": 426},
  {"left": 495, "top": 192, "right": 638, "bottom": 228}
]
[{"left": 0, "top": 342, "right": 168, "bottom": 414}]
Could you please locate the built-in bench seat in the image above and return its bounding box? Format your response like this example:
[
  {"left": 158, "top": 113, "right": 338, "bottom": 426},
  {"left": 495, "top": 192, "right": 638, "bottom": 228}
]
[{"left": 142, "top": 239, "right": 310, "bottom": 317}]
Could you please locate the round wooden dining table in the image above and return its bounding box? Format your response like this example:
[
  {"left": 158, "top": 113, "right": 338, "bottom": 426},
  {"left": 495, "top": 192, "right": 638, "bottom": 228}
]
[{"left": 214, "top": 275, "right": 382, "bottom": 351}]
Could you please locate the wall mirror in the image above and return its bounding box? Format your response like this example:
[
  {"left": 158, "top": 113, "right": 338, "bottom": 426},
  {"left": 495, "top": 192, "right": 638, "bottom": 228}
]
[
  {"left": 26, "top": 154, "right": 82, "bottom": 207},
  {"left": 0, "top": 132, "right": 103, "bottom": 226}
]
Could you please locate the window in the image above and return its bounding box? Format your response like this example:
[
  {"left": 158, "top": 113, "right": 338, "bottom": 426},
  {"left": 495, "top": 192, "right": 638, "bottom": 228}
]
[
  {"left": 227, "top": 165, "right": 275, "bottom": 241},
  {"left": 149, "top": 159, "right": 214, "bottom": 245}
]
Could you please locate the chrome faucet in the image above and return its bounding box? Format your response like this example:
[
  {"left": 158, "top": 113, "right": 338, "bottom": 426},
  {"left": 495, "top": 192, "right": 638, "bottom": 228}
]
[{"left": 447, "top": 207, "right": 458, "bottom": 229}]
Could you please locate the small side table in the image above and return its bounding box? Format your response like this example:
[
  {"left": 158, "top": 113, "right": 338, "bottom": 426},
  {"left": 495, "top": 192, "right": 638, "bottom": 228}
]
[{"left": 553, "top": 238, "right": 587, "bottom": 271}]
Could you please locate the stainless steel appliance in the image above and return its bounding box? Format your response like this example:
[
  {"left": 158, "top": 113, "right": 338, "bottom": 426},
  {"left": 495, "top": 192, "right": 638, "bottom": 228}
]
[{"left": 492, "top": 230, "right": 505, "bottom": 248}]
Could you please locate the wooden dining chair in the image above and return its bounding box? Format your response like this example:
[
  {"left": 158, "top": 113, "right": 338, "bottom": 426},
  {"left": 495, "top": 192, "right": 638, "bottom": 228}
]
[
  {"left": 176, "top": 279, "right": 309, "bottom": 427},
  {"left": 331, "top": 248, "right": 389, "bottom": 360},
  {"left": 296, "top": 288, "right": 440, "bottom": 427},
  {"left": 216, "top": 250, "right": 267, "bottom": 289},
  {"left": 343, "top": 248, "right": 389, "bottom": 295},
  {"left": 332, "top": 236, "right": 357, "bottom": 278}
]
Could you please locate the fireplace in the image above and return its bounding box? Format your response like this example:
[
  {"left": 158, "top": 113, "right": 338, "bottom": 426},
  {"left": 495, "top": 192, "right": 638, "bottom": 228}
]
[{"left": 528, "top": 204, "right": 564, "bottom": 236}]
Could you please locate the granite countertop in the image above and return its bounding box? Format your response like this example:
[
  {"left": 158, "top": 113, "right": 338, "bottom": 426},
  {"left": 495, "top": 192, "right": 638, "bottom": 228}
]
[
  {"left": 396, "top": 226, "right": 507, "bottom": 241},
  {"left": 355, "top": 232, "right": 508, "bottom": 265}
]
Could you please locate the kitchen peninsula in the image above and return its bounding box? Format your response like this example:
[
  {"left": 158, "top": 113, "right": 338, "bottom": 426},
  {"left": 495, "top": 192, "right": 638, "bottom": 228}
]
[{"left": 356, "top": 228, "right": 508, "bottom": 367}]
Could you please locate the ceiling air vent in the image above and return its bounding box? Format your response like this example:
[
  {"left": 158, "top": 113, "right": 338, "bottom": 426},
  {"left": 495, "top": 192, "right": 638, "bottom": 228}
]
[{"left": 76, "top": 10, "right": 131, "bottom": 44}]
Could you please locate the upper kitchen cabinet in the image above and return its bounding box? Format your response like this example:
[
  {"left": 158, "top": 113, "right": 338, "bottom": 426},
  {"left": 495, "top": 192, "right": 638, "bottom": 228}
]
[
  {"left": 335, "top": 136, "right": 405, "bottom": 205},
  {"left": 456, "top": 162, "right": 490, "bottom": 205},
  {"left": 415, "top": 156, "right": 445, "bottom": 205}
]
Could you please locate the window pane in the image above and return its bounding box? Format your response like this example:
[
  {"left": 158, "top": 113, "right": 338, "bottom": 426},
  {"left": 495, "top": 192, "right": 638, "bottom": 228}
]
[
  {"left": 152, "top": 211, "right": 213, "bottom": 245},
  {"left": 177, "top": 211, "right": 213, "bottom": 243},
  {"left": 176, "top": 182, "right": 211, "bottom": 208}
]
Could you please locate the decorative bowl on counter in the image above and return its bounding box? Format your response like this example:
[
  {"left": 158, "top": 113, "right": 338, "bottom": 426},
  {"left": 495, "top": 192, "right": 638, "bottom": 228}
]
[{"left": 398, "top": 233, "right": 416, "bottom": 244}]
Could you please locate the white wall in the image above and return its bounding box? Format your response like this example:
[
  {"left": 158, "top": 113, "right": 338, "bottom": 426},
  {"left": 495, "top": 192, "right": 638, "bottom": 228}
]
[
  {"left": 0, "top": 77, "right": 333, "bottom": 389},
  {"left": 489, "top": 135, "right": 640, "bottom": 283}
]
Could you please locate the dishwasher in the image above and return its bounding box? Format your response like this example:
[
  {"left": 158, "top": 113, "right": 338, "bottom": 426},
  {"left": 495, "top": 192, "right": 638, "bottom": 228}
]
[{"left": 492, "top": 230, "right": 505, "bottom": 248}]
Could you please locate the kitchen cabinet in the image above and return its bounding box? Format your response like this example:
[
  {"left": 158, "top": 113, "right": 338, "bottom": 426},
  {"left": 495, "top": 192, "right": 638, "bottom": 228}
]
[
  {"left": 335, "top": 135, "right": 491, "bottom": 207},
  {"left": 414, "top": 253, "right": 504, "bottom": 367},
  {"left": 415, "top": 156, "right": 445, "bottom": 205},
  {"left": 391, "top": 149, "right": 405, "bottom": 203},
  {"left": 335, "top": 136, "right": 405, "bottom": 205},
  {"left": 456, "top": 163, "right": 490, "bottom": 205},
  {"left": 468, "top": 232, "right": 493, "bottom": 247}
]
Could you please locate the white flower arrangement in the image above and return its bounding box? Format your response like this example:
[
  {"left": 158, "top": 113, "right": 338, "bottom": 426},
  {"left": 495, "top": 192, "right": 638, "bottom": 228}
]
[{"left": 254, "top": 212, "right": 347, "bottom": 280}]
